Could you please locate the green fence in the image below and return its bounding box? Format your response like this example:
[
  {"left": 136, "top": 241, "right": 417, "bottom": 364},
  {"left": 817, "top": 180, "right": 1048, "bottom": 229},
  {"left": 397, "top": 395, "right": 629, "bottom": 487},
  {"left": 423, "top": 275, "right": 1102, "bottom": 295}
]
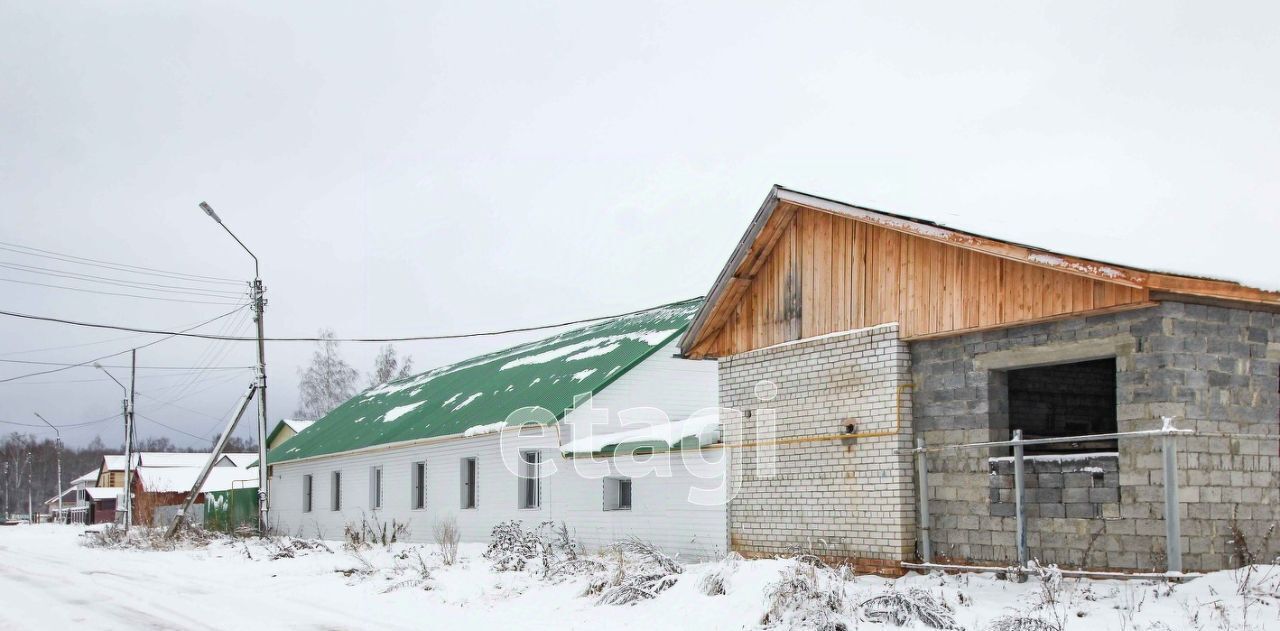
[{"left": 203, "top": 487, "right": 259, "bottom": 534}]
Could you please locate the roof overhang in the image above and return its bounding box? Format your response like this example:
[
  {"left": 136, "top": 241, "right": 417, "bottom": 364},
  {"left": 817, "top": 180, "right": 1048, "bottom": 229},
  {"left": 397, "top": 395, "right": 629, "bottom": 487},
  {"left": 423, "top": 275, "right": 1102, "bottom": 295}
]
[{"left": 680, "top": 185, "right": 1280, "bottom": 355}]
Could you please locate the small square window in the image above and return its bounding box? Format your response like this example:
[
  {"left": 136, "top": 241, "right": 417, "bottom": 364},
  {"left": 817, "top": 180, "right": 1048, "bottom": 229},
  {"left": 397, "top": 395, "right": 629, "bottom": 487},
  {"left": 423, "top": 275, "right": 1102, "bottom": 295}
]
[{"left": 604, "top": 477, "right": 631, "bottom": 511}]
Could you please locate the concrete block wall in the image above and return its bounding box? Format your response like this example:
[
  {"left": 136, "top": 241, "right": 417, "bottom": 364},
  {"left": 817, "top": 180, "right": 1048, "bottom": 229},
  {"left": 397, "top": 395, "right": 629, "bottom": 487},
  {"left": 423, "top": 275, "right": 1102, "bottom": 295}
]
[
  {"left": 719, "top": 324, "right": 916, "bottom": 574},
  {"left": 911, "top": 301, "right": 1280, "bottom": 571}
]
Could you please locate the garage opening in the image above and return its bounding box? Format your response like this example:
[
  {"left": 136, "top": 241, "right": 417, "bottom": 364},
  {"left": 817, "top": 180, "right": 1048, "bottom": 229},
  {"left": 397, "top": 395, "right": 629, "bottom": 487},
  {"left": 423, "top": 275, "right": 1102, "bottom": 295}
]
[{"left": 1006, "top": 358, "right": 1117, "bottom": 455}]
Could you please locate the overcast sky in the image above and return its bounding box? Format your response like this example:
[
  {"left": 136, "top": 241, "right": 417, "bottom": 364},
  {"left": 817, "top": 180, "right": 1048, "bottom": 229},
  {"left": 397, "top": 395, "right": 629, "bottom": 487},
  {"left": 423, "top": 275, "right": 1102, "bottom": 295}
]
[{"left": 2, "top": 1, "right": 1277, "bottom": 448}]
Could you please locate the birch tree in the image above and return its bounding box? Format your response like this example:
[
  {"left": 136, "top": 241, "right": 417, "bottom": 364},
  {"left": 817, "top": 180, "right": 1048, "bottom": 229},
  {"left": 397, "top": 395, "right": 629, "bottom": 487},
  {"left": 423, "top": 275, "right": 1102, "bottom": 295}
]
[
  {"left": 368, "top": 344, "right": 415, "bottom": 388},
  {"left": 294, "top": 329, "right": 359, "bottom": 420}
]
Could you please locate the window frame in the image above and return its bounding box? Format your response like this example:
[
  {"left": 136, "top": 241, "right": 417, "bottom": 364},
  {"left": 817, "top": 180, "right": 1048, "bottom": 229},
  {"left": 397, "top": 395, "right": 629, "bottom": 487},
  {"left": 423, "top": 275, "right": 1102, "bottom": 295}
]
[
  {"left": 460, "top": 457, "right": 478, "bottom": 509},
  {"left": 370, "top": 465, "right": 383, "bottom": 510},
  {"left": 518, "top": 450, "right": 541, "bottom": 510},
  {"left": 302, "top": 474, "right": 313, "bottom": 513},
  {"left": 411, "top": 461, "right": 427, "bottom": 510},
  {"left": 331, "top": 470, "right": 342, "bottom": 511},
  {"left": 604, "top": 477, "right": 632, "bottom": 511}
]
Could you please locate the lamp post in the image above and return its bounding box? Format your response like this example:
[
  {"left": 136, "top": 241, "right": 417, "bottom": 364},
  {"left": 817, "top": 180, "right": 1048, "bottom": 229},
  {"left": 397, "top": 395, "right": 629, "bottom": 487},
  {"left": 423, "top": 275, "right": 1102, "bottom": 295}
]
[
  {"left": 94, "top": 360, "right": 134, "bottom": 530},
  {"left": 34, "top": 413, "right": 62, "bottom": 523},
  {"left": 200, "top": 201, "right": 269, "bottom": 534}
]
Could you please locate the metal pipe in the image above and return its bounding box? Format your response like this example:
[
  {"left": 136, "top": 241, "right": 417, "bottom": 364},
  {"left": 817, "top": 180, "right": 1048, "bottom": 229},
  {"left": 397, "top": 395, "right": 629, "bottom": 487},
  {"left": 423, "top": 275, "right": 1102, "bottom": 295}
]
[
  {"left": 900, "top": 424, "right": 1192, "bottom": 454},
  {"left": 1012, "top": 429, "right": 1028, "bottom": 574},
  {"left": 916, "top": 437, "right": 931, "bottom": 564},
  {"left": 1162, "top": 432, "right": 1183, "bottom": 573},
  {"left": 899, "top": 561, "right": 1202, "bottom": 582}
]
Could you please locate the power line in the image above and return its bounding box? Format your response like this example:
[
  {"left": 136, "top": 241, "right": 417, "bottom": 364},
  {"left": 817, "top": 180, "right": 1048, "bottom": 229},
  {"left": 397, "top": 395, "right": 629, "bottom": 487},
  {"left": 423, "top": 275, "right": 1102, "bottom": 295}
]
[
  {"left": 0, "top": 260, "right": 248, "bottom": 298},
  {"left": 0, "top": 306, "right": 248, "bottom": 384},
  {"left": 0, "top": 358, "right": 252, "bottom": 370},
  {"left": 0, "top": 276, "right": 247, "bottom": 305},
  {"left": 0, "top": 301, "right": 686, "bottom": 343},
  {"left": 134, "top": 413, "right": 210, "bottom": 442},
  {"left": 0, "top": 241, "right": 244, "bottom": 285},
  {"left": 0, "top": 412, "right": 120, "bottom": 430}
]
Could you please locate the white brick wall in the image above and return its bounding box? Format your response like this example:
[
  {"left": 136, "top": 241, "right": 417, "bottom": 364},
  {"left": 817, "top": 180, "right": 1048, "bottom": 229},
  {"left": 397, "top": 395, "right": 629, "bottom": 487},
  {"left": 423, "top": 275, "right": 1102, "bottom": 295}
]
[{"left": 719, "top": 324, "right": 916, "bottom": 569}]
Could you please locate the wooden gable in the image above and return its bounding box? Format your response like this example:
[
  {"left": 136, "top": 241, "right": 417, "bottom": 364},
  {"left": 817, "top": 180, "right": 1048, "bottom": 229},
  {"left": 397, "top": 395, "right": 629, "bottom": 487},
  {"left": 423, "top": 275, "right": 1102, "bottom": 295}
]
[{"left": 684, "top": 203, "right": 1155, "bottom": 358}]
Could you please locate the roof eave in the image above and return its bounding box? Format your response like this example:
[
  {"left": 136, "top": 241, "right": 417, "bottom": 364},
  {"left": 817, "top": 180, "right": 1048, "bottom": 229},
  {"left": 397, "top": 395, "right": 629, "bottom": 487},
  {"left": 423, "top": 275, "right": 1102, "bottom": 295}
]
[{"left": 678, "top": 185, "right": 783, "bottom": 355}]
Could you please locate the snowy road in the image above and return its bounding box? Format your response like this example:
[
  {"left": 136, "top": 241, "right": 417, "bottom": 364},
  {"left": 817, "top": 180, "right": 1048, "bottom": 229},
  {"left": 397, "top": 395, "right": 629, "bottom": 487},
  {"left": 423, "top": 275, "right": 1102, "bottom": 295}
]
[{"left": 0, "top": 527, "right": 428, "bottom": 631}]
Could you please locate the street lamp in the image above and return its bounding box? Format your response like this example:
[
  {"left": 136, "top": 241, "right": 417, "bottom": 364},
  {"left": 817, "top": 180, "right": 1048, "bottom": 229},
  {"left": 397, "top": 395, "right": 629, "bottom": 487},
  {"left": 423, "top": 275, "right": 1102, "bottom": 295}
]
[
  {"left": 34, "top": 413, "right": 62, "bottom": 523},
  {"left": 199, "top": 201, "right": 269, "bottom": 534},
  {"left": 94, "top": 359, "right": 134, "bottom": 529}
]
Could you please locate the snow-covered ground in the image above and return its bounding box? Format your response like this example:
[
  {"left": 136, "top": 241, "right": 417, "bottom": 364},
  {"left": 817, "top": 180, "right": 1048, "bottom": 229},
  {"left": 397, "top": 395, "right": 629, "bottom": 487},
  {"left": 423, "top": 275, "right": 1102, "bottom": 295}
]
[{"left": 0, "top": 524, "right": 1277, "bottom": 630}]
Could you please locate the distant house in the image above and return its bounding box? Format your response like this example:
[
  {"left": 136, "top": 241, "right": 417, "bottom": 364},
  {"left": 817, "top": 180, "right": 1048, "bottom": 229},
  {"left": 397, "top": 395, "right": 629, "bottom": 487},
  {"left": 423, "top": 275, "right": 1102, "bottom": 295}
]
[
  {"left": 46, "top": 469, "right": 120, "bottom": 525},
  {"left": 266, "top": 419, "right": 315, "bottom": 450},
  {"left": 131, "top": 466, "right": 258, "bottom": 526},
  {"left": 266, "top": 299, "right": 725, "bottom": 559}
]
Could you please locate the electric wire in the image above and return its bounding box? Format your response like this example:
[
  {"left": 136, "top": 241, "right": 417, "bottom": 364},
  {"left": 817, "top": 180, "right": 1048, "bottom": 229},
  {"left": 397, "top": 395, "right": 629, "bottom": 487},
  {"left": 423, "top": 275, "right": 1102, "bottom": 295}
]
[
  {"left": 0, "top": 301, "right": 686, "bottom": 342},
  {"left": 0, "top": 241, "right": 244, "bottom": 285},
  {"left": 0, "top": 277, "right": 247, "bottom": 305},
  {"left": 0, "top": 260, "right": 248, "bottom": 298},
  {"left": 0, "top": 305, "right": 249, "bottom": 383}
]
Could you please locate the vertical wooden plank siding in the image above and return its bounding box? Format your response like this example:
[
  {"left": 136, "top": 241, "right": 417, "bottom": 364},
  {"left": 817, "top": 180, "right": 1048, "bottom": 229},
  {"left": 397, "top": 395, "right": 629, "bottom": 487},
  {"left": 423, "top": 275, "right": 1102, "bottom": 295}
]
[{"left": 704, "top": 206, "right": 1149, "bottom": 354}]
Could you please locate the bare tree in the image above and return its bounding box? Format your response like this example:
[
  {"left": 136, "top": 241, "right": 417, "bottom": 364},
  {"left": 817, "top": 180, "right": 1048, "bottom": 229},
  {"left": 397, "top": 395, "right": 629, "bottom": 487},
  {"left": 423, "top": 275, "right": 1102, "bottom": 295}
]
[
  {"left": 368, "top": 344, "right": 415, "bottom": 388},
  {"left": 294, "top": 328, "right": 359, "bottom": 421}
]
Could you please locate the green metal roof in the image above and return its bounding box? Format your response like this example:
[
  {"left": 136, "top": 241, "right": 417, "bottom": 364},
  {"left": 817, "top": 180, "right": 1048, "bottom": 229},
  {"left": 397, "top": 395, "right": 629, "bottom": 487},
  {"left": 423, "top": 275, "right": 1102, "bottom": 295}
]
[{"left": 267, "top": 298, "right": 702, "bottom": 464}]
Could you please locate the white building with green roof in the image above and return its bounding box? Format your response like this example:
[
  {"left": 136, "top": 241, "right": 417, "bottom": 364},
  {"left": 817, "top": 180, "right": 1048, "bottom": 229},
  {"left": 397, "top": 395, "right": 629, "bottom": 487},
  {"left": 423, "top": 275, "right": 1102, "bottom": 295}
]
[{"left": 267, "top": 299, "right": 727, "bottom": 558}]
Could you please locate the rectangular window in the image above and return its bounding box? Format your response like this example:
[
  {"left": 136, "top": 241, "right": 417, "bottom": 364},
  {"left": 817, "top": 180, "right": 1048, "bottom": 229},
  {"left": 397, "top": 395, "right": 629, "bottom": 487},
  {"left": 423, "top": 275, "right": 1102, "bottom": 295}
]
[
  {"left": 460, "top": 457, "right": 477, "bottom": 509},
  {"left": 370, "top": 466, "right": 383, "bottom": 509},
  {"left": 518, "top": 451, "right": 541, "bottom": 510},
  {"left": 302, "top": 474, "right": 313, "bottom": 513},
  {"left": 331, "top": 471, "right": 342, "bottom": 511},
  {"left": 411, "top": 462, "right": 427, "bottom": 510},
  {"left": 604, "top": 477, "right": 632, "bottom": 511},
  {"left": 1005, "top": 358, "right": 1118, "bottom": 455}
]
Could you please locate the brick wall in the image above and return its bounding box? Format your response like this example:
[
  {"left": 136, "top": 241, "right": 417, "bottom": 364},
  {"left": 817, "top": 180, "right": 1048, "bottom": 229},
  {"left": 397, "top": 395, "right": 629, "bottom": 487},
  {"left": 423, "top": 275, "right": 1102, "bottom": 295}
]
[
  {"left": 912, "top": 301, "right": 1280, "bottom": 571},
  {"left": 719, "top": 324, "right": 916, "bottom": 573}
]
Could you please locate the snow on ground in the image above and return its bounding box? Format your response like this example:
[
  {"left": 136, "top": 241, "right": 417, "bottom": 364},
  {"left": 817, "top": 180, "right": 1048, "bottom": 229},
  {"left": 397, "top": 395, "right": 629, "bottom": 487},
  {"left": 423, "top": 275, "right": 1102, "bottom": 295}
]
[{"left": 0, "top": 524, "right": 1277, "bottom": 631}]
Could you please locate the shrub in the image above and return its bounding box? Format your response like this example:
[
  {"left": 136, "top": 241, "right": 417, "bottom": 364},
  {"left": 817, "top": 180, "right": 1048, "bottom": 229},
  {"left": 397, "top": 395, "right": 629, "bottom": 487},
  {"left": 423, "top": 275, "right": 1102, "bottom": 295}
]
[
  {"left": 432, "top": 516, "right": 460, "bottom": 566},
  {"left": 859, "top": 587, "right": 959, "bottom": 629}
]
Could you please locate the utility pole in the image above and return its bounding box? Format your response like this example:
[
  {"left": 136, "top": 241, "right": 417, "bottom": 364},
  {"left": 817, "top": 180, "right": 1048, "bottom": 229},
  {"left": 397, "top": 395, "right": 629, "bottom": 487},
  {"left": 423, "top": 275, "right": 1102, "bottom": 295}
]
[
  {"left": 127, "top": 349, "right": 137, "bottom": 529},
  {"left": 200, "top": 201, "right": 269, "bottom": 534},
  {"left": 25, "top": 452, "right": 32, "bottom": 521},
  {"left": 95, "top": 359, "right": 134, "bottom": 530},
  {"left": 2, "top": 462, "right": 8, "bottom": 519},
  {"left": 34, "top": 413, "right": 62, "bottom": 523}
]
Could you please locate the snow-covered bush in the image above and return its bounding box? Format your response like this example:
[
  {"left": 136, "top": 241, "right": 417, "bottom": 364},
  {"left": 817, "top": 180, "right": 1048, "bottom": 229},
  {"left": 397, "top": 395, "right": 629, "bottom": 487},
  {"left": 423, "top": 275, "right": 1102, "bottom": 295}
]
[
  {"left": 82, "top": 524, "right": 216, "bottom": 551},
  {"left": 382, "top": 547, "right": 435, "bottom": 593},
  {"left": 593, "top": 539, "right": 685, "bottom": 606},
  {"left": 483, "top": 520, "right": 583, "bottom": 576},
  {"left": 432, "top": 516, "right": 460, "bottom": 566},
  {"left": 343, "top": 514, "right": 409, "bottom": 550},
  {"left": 699, "top": 552, "right": 743, "bottom": 596},
  {"left": 858, "top": 586, "right": 959, "bottom": 629},
  {"left": 985, "top": 614, "right": 1061, "bottom": 631},
  {"left": 760, "top": 561, "right": 850, "bottom": 630}
]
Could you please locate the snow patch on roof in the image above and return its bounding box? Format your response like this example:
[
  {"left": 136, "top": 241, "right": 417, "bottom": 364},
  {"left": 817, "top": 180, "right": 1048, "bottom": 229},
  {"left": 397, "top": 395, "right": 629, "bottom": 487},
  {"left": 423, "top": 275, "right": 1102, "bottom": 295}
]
[
  {"left": 441, "top": 393, "right": 462, "bottom": 408},
  {"left": 382, "top": 401, "right": 426, "bottom": 423},
  {"left": 498, "top": 330, "right": 677, "bottom": 371},
  {"left": 561, "top": 412, "right": 722, "bottom": 455},
  {"left": 462, "top": 421, "right": 507, "bottom": 438},
  {"left": 571, "top": 369, "right": 597, "bottom": 382},
  {"left": 452, "top": 392, "right": 483, "bottom": 411}
]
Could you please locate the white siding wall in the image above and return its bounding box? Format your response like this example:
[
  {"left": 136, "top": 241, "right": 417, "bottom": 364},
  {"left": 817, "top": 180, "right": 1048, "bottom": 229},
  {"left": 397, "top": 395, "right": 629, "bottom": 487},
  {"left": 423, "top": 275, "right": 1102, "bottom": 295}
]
[{"left": 269, "top": 345, "right": 726, "bottom": 559}]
